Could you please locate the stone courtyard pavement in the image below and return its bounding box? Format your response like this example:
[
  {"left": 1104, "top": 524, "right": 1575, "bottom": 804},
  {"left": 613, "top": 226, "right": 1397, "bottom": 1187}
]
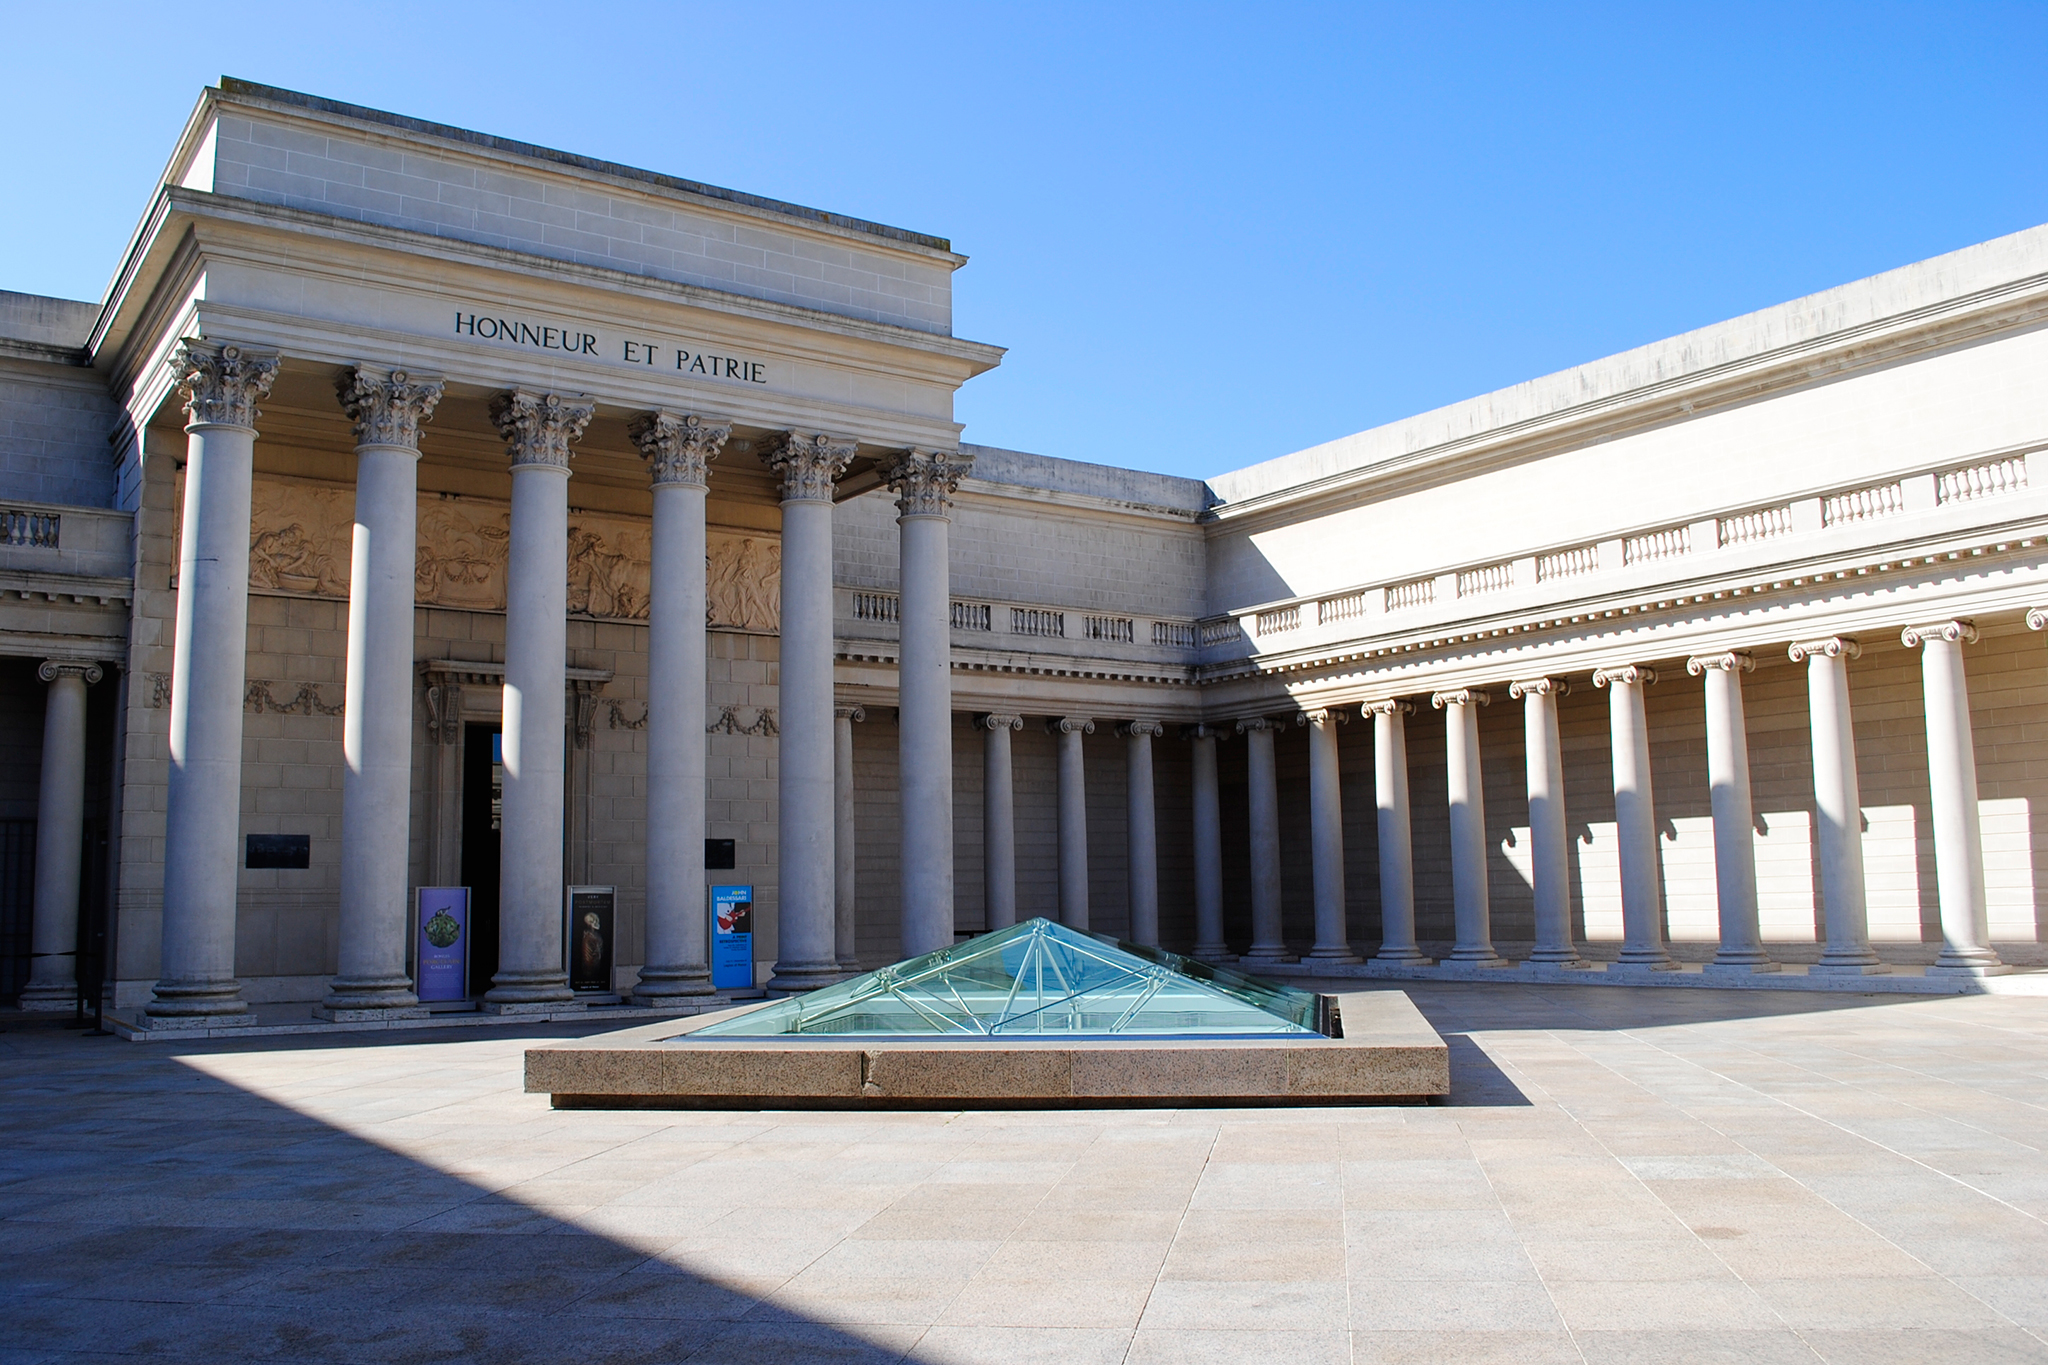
[{"left": 4, "top": 982, "right": 2047, "bottom": 1365}]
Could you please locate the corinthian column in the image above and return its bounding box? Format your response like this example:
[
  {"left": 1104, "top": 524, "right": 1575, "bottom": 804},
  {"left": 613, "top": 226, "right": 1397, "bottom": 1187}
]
[
  {"left": 1433, "top": 690, "right": 1507, "bottom": 966},
  {"left": 1237, "top": 716, "right": 1292, "bottom": 963},
  {"left": 1592, "top": 665, "right": 1675, "bottom": 971},
  {"left": 1365, "top": 701, "right": 1430, "bottom": 965},
  {"left": 835, "top": 704, "right": 864, "bottom": 967},
  {"left": 1049, "top": 716, "right": 1094, "bottom": 930},
  {"left": 761, "top": 431, "right": 857, "bottom": 990},
  {"left": 1901, "top": 621, "right": 2008, "bottom": 975},
  {"left": 1686, "top": 652, "right": 1774, "bottom": 973},
  {"left": 1299, "top": 708, "right": 1359, "bottom": 963},
  {"left": 1789, "top": 637, "right": 1886, "bottom": 973},
  {"left": 319, "top": 367, "right": 443, "bottom": 1019},
  {"left": 1120, "top": 720, "right": 1163, "bottom": 946},
  {"left": 483, "top": 390, "right": 594, "bottom": 1010},
  {"left": 1508, "top": 678, "right": 1584, "bottom": 966},
  {"left": 979, "top": 713, "right": 1021, "bottom": 931},
  {"left": 19, "top": 661, "right": 101, "bottom": 1009},
  {"left": 149, "top": 340, "right": 279, "bottom": 1025},
  {"left": 880, "top": 448, "right": 973, "bottom": 959},
  {"left": 630, "top": 411, "right": 729, "bottom": 1002},
  {"left": 1188, "top": 724, "right": 1232, "bottom": 960}
]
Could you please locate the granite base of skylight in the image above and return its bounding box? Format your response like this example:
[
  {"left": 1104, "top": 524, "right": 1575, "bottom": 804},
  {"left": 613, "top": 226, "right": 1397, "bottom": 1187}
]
[{"left": 525, "top": 989, "right": 1449, "bottom": 1108}]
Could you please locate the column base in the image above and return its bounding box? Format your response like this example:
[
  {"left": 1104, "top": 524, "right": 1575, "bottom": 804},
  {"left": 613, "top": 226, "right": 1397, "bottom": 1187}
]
[
  {"left": 1239, "top": 946, "right": 1298, "bottom": 965},
  {"left": 1704, "top": 956, "right": 1781, "bottom": 974},
  {"left": 483, "top": 971, "right": 575, "bottom": 1006},
  {"left": 1524, "top": 948, "right": 1592, "bottom": 967},
  {"left": 321, "top": 975, "right": 421, "bottom": 1012},
  {"left": 1191, "top": 944, "right": 1237, "bottom": 964},
  {"left": 17, "top": 982, "right": 79, "bottom": 1011},
  {"left": 766, "top": 960, "right": 846, "bottom": 994},
  {"left": 632, "top": 968, "right": 718, "bottom": 1003},
  {"left": 1304, "top": 947, "right": 1363, "bottom": 965},
  {"left": 1370, "top": 946, "right": 1434, "bottom": 967},
  {"left": 145, "top": 978, "right": 249, "bottom": 1019},
  {"left": 1929, "top": 954, "right": 2012, "bottom": 977},
  {"left": 1446, "top": 947, "right": 1511, "bottom": 967}
]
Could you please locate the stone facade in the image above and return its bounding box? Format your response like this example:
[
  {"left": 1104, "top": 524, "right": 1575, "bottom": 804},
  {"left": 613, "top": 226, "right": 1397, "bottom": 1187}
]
[{"left": 2, "top": 77, "right": 2046, "bottom": 1013}]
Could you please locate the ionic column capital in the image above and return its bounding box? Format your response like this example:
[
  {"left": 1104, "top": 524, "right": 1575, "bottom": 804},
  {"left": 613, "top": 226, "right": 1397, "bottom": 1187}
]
[
  {"left": 2029, "top": 607, "right": 2048, "bottom": 632},
  {"left": 760, "top": 430, "right": 858, "bottom": 503},
  {"left": 336, "top": 365, "right": 444, "bottom": 449},
  {"left": 1789, "top": 636, "right": 1860, "bottom": 663},
  {"left": 170, "top": 339, "right": 280, "bottom": 431},
  {"left": 1686, "top": 651, "right": 1755, "bottom": 676},
  {"left": 629, "top": 410, "right": 731, "bottom": 488},
  {"left": 1902, "top": 619, "right": 1978, "bottom": 649},
  {"left": 1508, "top": 677, "right": 1569, "bottom": 699},
  {"left": 490, "top": 390, "right": 595, "bottom": 470},
  {"left": 878, "top": 447, "right": 974, "bottom": 519},
  {"left": 1235, "top": 715, "right": 1283, "bottom": 734},
  {"left": 38, "top": 660, "right": 102, "bottom": 686},
  {"left": 977, "top": 712, "right": 1024, "bottom": 731},
  {"left": 1181, "top": 721, "right": 1232, "bottom": 740},
  {"left": 834, "top": 704, "right": 867, "bottom": 723},
  {"left": 1430, "top": 689, "right": 1490, "bottom": 709},
  {"left": 1117, "top": 719, "right": 1165, "bottom": 738},
  {"left": 1362, "top": 698, "right": 1413, "bottom": 718},
  {"left": 1048, "top": 715, "right": 1095, "bottom": 736},
  {"left": 1294, "top": 708, "right": 1349, "bottom": 728},
  {"left": 1592, "top": 665, "right": 1657, "bottom": 689}
]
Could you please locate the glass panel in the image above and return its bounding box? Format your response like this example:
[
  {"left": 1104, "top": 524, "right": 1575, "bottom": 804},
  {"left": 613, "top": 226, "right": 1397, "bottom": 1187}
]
[{"left": 684, "top": 918, "right": 1327, "bottom": 1040}]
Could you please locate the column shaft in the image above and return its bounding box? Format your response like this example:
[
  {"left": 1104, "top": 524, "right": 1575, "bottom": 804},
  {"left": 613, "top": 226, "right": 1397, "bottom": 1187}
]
[
  {"left": 1122, "top": 722, "right": 1161, "bottom": 946},
  {"left": 1368, "top": 702, "right": 1429, "bottom": 964},
  {"left": 1905, "top": 623, "right": 2007, "bottom": 974},
  {"left": 1690, "top": 654, "right": 1773, "bottom": 972},
  {"left": 896, "top": 519, "right": 955, "bottom": 959},
  {"left": 1189, "top": 729, "right": 1230, "bottom": 960},
  {"left": 835, "top": 706, "right": 862, "bottom": 967},
  {"left": 631, "top": 412, "right": 727, "bottom": 1001},
  {"left": 1239, "top": 718, "right": 1292, "bottom": 962},
  {"left": 1596, "top": 666, "right": 1675, "bottom": 970},
  {"left": 152, "top": 341, "right": 278, "bottom": 1022},
  {"left": 1303, "top": 711, "right": 1358, "bottom": 962},
  {"left": 1793, "top": 639, "right": 1885, "bottom": 972},
  {"left": 1437, "top": 691, "right": 1507, "bottom": 965},
  {"left": 1053, "top": 717, "right": 1093, "bottom": 930},
  {"left": 21, "top": 663, "right": 97, "bottom": 1009},
  {"left": 981, "top": 714, "right": 1019, "bottom": 931},
  {"left": 1511, "top": 680, "right": 1582, "bottom": 965}
]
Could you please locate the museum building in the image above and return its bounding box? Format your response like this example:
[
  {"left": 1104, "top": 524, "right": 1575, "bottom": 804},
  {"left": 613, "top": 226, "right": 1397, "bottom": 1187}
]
[{"left": 3, "top": 79, "right": 2046, "bottom": 1022}]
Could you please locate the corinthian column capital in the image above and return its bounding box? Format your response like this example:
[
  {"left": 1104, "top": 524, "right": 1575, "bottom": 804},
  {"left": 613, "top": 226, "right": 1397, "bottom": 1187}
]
[
  {"left": 1592, "top": 665, "right": 1657, "bottom": 689},
  {"left": 170, "top": 339, "right": 280, "bottom": 430},
  {"left": 1902, "top": 619, "right": 1978, "bottom": 649},
  {"left": 629, "top": 410, "right": 731, "bottom": 488},
  {"left": 879, "top": 447, "right": 975, "bottom": 518},
  {"left": 337, "top": 366, "right": 445, "bottom": 449},
  {"left": 490, "top": 390, "right": 595, "bottom": 470},
  {"left": 760, "top": 431, "right": 858, "bottom": 502}
]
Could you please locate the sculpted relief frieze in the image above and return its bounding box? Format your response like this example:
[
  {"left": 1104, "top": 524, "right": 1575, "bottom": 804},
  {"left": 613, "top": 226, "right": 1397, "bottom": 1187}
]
[{"left": 242, "top": 476, "right": 780, "bottom": 631}]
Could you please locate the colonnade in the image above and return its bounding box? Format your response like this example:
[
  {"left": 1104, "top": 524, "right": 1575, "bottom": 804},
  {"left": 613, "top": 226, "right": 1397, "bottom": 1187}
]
[
  {"left": 1191, "top": 634, "right": 2008, "bottom": 975},
  {"left": 140, "top": 337, "right": 976, "bottom": 1023}
]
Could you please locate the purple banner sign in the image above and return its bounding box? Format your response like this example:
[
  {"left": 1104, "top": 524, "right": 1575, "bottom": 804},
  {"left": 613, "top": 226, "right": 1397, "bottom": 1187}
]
[{"left": 416, "top": 887, "right": 470, "bottom": 1002}]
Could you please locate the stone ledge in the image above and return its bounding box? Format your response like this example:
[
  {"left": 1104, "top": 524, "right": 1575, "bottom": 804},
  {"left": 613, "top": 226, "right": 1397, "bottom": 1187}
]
[{"left": 524, "top": 989, "right": 1449, "bottom": 1109}]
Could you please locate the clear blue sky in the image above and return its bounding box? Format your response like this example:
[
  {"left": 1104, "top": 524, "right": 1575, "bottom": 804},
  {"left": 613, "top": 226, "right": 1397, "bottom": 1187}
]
[{"left": 5, "top": 3, "right": 2044, "bottom": 480}]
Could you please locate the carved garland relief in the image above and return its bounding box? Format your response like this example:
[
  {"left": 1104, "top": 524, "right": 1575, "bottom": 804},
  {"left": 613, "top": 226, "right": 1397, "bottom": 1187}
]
[{"left": 239, "top": 475, "right": 781, "bottom": 631}]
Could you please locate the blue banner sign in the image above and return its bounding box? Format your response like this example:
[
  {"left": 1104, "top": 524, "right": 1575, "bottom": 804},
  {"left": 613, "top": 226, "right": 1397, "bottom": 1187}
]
[
  {"left": 711, "top": 885, "right": 754, "bottom": 991},
  {"left": 416, "top": 887, "right": 470, "bottom": 1001}
]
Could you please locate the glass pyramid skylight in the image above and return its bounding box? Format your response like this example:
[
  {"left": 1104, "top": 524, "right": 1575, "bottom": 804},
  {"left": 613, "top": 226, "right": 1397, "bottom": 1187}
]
[{"left": 687, "top": 918, "right": 1333, "bottom": 1040}]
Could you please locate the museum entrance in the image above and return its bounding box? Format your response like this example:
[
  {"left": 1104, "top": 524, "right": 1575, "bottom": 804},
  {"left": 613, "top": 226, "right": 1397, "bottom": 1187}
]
[{"left": 459, "top": 723, "right": 503, "bottom": 998}]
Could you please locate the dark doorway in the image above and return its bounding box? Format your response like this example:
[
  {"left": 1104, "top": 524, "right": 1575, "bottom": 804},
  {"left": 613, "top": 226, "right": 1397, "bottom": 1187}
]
[{"left": 459, "top": 724, "right": 503, "bottom": 997}]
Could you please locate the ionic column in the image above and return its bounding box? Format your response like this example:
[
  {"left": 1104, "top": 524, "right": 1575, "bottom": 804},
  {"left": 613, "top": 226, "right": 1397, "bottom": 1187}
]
[
  {"left": 19, "top": 661, "right": 101, "bottom": 1010},
  {"left": 1591, "top": 665, "right": 1675, "bottom": 971},
  {"left": 1188, "top": 724, "right": 1232, "bottom": 960},
  {"left": 1902, "top": 621, "right": 2008, "bottom": 975},
  {"left": 1120, "top": 721, "right": 1163, "bottom": 946},
  {"left": 834, "top": 704, "right": 865, "bottom": 968},
  {"left": 1299, "top": 708, "right": 1359, "bottom": 963},
  {"left": 761, "top": 432, "right": 857, "bottom": 990},
  {"left": 1365, "top": 701, "right": 1429, "bottom": 965},
  {"left": 630, "top": 412, "right": 729, "bottom": 1002},
  {"left": 881, "top": 448, "right": 973, "bottom": 959},
  {"left": 1049, "top": 716, "right": 1094, "bottom": 930},
  {"left": 1687, "top": 652, "right": 1774, "bottom": 973},
  {"left": 1789, "top": 637, "right": 1886, "bottom": 973},
  {"left": 979, "top": 713, "right": 1022, "bottom": 932},
  {"left": 483, "top": 390, "right": 594, "bottom": 1009},
  {"left": 1432, "top": 690, "right": 1507, "bottom": 966},
  {"left": 150, "top": 340, "right": 279, "bottom": 1024},
  {"left": 1507, "top": 679, "right": 1583, "bottom": 966},
  {"left": 1237, "top": 716, "right": 1293, "bottom": 963},
  {"left": 320, "top": 368, "right": 444, "bottom": 1018}
]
